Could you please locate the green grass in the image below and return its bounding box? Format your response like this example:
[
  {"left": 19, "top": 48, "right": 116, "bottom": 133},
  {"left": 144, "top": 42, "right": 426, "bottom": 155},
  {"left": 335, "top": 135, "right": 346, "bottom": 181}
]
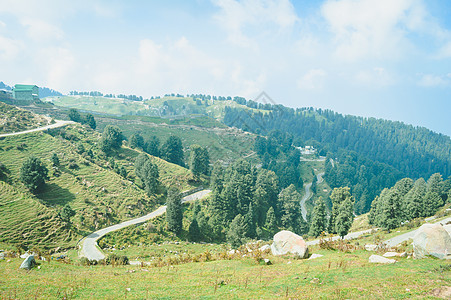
[
  {"left": 0, "top": 102, "right": 52, "bottom": 134},
  {"left": 0, "top": 246, "right": 449, "bottom": 299},
  {"left": 95, "top": 116, "right": 257, "bottom": 164}
]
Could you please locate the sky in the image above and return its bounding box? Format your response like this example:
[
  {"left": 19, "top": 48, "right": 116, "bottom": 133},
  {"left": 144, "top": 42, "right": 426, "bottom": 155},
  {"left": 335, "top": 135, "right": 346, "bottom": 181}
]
[{"left": 1, "top": 0, "right": 451, "bottom": 136}]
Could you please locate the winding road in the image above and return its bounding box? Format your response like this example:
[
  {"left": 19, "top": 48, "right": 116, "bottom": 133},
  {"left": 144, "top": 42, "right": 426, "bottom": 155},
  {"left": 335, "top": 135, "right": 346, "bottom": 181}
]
[
  {"left": 300, "top": 172, "right": 325, "bottom": 221},
  {"left": 79, "top": 189, "right": 211, "bottom": 261},
  {"left": 0, "top": 120, "right": 74, "bottom": 137}
]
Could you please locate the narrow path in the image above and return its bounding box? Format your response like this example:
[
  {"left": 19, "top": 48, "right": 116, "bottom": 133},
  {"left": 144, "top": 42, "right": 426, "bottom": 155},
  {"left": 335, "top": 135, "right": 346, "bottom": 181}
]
[
  {"left": 300, "top": 172, "right": 325, "bottom": 221},
  {"left": 0, "top": 120, "right": 74, "bottom": 137},
  {"left": 384, "top": 216, "right": 451, "bottom": 247},
  {"left": 306, "top": 216, "right": 451, "bottom": 247},
  {"left": 79, "top": 189, "right": 211, "bottom": 261}
]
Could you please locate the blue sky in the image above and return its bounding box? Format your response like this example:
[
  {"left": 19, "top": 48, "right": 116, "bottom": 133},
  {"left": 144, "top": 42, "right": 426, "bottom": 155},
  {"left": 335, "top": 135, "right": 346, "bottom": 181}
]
[{"left": 1, "top": 0, "right": 451, "bottom": 136}]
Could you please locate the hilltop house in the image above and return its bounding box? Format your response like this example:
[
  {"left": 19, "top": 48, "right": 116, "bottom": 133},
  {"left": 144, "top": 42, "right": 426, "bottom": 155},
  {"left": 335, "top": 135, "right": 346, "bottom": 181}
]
[{"left": 12, "top": 84, "right": 39, "bottom": 102}]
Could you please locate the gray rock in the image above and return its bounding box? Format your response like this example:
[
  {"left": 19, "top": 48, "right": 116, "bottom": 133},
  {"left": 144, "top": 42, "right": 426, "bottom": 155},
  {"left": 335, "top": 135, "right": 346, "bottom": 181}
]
[
  {"left": 271, "top": 230, "right": 308, "bottom": 258},
  {"left": 0, "top": 252, "right": 4, "bottom": 260},
  {"left": 259, "top": 244, "right": 271, "bottom": 252},
  {"left": 413, "top": 224, "right": 451, "bottom": 259},
  {"left": 365, "top": 244, "right": 378, "bottom": 251},
  {"left": 383, "top": 252, "right": 406, "bottom": 257},
  {"left": 20, "top": 255, "right": 36, "bottom": 270},
  {"left": 263, "top": 258, "right": 272, "bottom": 265},
  {"left": 369, "top": 254, "right": 396, "bottom": 264},
  {"left": 308, "top": 253, "right": 324, "bottom": 260}
]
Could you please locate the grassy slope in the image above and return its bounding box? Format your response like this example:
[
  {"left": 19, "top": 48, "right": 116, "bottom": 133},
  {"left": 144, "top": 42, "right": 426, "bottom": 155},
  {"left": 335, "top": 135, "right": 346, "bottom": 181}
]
[
  {"left": 0, "top": 102, "right": 52, "bottom": 134},
  {"left": 0, "top": 122, "right": 197, "bottom": 250},
  {"left": 96, "top": 116, "right": 258, "bottom": 165},
  {"left": 0, "top": 246, "right": 449, "bottom": 299}
]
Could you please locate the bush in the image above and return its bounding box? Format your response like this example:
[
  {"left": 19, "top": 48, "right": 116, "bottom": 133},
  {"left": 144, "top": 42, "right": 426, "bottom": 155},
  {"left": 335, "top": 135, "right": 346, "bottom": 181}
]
[{"left": 106, "top": 254, "right": 129, "bottom": 265}]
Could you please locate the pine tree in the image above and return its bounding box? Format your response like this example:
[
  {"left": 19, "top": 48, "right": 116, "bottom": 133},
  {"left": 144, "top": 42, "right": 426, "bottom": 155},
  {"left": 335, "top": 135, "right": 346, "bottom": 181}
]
[
  {"left": 84, "top": 113, "right": 96, "bottom": 129},
  {"left": 135, "top": 154, "right": 159, "bottom": 195},
  {"left": 423, "top": 191, "right": 442, "bottom": 217},
  {"left": 145, "top": 136, "right": 160, "bottom": 157},
  {"left": 161, "top": 136, "right": 185, "bottom": 167},
  {"left": 335, "top": 198, "right": 354, "bottom": 238},
  {"left": 189, "top": 144, "right": 210, "bottom": 176},
  {"left": 166, "top": 188, "right": 183, "bottom": 235},
  {"left": 404, "top": 178, "right": 426, "bottom": 219},
  {"left": 309, "top": 197, "right": 327, "bottom": 237},
  {"left": 226, "top": 214, "right": 247, "bottom": 248},
  {"left": 244, "top": 203, "right": 256, "bottom": 238},
  {"left": 264, "top": 207, "right": 278, "bottom": 237},
  {"left": 379, "top": 188, "right": 402, "bottom": 231},
  {"left": 188, "top": 218, "right": 202, "bottom": 242},
  {"left": 328, "top": 187, "right": 353, "bottom": 234}
]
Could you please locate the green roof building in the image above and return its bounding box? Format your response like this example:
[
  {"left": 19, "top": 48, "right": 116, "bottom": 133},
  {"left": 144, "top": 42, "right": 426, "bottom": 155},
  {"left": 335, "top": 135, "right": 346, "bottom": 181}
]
[{"left": 12, "top": 84, "right": 39, "bottom": 102}]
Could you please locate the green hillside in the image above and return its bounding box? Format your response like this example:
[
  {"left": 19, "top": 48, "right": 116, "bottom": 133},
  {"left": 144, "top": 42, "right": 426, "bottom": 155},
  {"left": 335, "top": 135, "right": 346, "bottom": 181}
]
[
  {"left": 0, "top": 114, "right": 198, "bottom": 250},
  {"left": 0, "top": 102, "right": 52, "bottom": 134}
]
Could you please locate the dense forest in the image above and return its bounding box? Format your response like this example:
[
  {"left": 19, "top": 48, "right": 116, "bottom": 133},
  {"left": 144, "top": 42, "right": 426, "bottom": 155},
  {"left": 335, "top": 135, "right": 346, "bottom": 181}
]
[{"left": 224, "top": 105, "right": 451, "bottom": 213}]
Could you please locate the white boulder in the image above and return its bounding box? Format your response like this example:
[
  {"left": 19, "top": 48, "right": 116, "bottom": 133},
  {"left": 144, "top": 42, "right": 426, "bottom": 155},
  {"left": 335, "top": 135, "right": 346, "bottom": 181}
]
[
  {"left": 271, "top": 230, "right": 308, "bottom": 258},
  {"left": 369, "top": 254, "right": 396, "bottom": 264},
  {"left": 413, "top": 224, "right": 451, "bottom": 259}
]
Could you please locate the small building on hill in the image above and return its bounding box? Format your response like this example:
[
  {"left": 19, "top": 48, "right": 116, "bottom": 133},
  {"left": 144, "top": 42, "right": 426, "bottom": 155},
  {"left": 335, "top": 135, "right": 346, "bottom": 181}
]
[{"left": 12, "top": 84, "right": 39, "bottom": 102}]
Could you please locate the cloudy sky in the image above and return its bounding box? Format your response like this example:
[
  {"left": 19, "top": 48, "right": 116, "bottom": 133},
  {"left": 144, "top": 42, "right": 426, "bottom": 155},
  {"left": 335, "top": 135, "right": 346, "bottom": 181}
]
[{"left": 1, "top": 0, "right": 451, "bottom": 135}]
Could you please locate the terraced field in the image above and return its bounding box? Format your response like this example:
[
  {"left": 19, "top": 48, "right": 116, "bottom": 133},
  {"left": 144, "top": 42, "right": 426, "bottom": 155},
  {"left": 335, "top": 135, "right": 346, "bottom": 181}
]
[{"left": 0, "top": 122, "right": 198, "bottom": 250}]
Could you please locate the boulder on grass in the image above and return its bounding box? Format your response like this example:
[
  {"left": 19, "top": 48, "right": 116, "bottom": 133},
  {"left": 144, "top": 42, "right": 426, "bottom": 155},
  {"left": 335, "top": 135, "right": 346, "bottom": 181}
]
[
  {"left": 271, "top": 230, "right": 308, "bottom": 258},
  {"left": 413, "top": 224, "right": 451, "bottom": 259},
  {"left": 19, "top": 255, "right": 36, "bottom": 270},
  {"left": 369, "top": 254, "right": 396, "bottom": 264}
]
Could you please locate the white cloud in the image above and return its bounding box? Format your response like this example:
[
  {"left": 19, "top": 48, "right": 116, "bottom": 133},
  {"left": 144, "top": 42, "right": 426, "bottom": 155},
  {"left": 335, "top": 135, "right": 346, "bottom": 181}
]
[
  {"left": 321, "top": 0, "right": 421, "bottom": 61},
  {"left": 297, "top": 69, "right": 327, "bottom": 90},
  {"left": 418, "top": 73, "right": 451, "bottom": 87},
  {"left": 355, "top": 67, "right": 394, "bottom": 87},
  {"left": 212, "top": 0, "right": 299, "bottom": 47},
  {"left": 21, "top": 18, "right": 64, "bottom": 41},
  {"left": 0, "top": 35, "right": 22, "bottom": 59},
  {"left": 36, "top": 47, "right": 76, "bottom": 90}
]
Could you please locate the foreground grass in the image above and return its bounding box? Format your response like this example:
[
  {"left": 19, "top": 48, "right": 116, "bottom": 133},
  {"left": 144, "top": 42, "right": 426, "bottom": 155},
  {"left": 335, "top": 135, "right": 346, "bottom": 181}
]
[{"left": 1, "top": 248, "right": 449, "bottom": 299}]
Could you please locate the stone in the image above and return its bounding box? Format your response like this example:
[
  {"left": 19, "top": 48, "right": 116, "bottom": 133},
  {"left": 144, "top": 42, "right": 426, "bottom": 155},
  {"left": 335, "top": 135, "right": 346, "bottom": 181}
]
[
  {"left": 308, "top": 254, "right": 324, "bottom": 260},
  {"left": 20, "top": 255, "right": 36, "bottom": 270},
  {"left": 0, "top": 252, "right": 4, "bottom": 260},
  {"left": 413, "top": 223, "right": 451, "bottom": 259},
  {"left": 443, "top": 224, "right": 451, "bottom": 236},
  {"left": 365, "top": 244, "right": 378, "bottom": 251},
  {"left": 310, "top": 278, "right": 320, "bottom": 284},
  {"left": 271, "top": 230, "right": 309, "bottom": 259},
  {"left": 383, "top": 252, "right": 402, "bottom": 258},
  {"left": 259, "top": 245, "right": 271, "bottom": 252},
  {"left": 368, "top": 254, "right": 396, "bottom": 264},
  {"left": 263, "top": 258, "right": 272, "bottom": 265}
]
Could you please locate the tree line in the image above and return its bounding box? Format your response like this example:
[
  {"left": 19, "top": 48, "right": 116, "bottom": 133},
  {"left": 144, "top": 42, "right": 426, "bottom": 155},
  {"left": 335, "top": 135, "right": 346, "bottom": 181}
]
[{"left": 369, "top": 173, "right": 451, "bottom": 230}]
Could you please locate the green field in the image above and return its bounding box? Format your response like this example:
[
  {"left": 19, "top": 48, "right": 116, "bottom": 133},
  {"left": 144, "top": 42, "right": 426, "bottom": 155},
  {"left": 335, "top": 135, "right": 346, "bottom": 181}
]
[{"left": 1, "top": 241, "right": 449, "bottom": 299}]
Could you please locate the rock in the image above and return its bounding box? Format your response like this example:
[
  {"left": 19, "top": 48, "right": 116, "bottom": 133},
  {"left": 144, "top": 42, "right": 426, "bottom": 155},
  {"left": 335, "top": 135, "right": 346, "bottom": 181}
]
[
  {"left": 263, "top": 258, "right": 272, "bottom": 265},
  {"left": 308, "top": 254, "right": 324, "bottom": 260},
  {"left": 383, "top": 252, "right": 404, "bottom": 258},
  {"left": 271, "top": 230, "right": 309, "bottom": 258},
  {"left": 259, "top": 245, "right": 271, "bottom": 252},
  {"left": 20, "top": 252, "right": 30, "bottom": 259},
  {"left": 365, "top": 244, "right": 378, "bottom": 251},
  {"left": 443, "top": 224, "right": 451, "bottom": 236},
  {"left": 413, "top": 224, "right": 451, "bottom": 259},
  {"left": 228, "top": 249, "right": 238, "bottom": 255},
  {"left": 20, "top": 255, "right": 36, "bottom": 270},
  {"left": 310, "top": 278, "right": 320, "bottom": 284},
  {"left": 369, "top": 254, "right": 396, "bottom": 264},
  {"left": 0, "top": 252, "right": 4, "bottom": 260}
]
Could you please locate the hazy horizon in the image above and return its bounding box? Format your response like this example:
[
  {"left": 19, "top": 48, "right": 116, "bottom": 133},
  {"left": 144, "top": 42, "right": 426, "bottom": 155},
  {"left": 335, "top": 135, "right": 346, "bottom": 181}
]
[{"left": 1, "top": 0, "right": 451, "bottom": 136}]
